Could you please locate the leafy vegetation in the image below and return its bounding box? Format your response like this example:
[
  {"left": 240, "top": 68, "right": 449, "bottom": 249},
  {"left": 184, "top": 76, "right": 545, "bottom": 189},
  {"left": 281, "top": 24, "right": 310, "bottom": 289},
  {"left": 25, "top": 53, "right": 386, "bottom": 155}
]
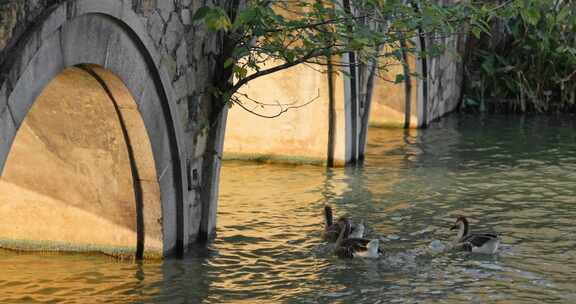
[
  {"left": 192, "top": 0, "right": 490, "bottom": 119},
  {"left": 464, "top": 0, "right": 576, "bottom": 113}
]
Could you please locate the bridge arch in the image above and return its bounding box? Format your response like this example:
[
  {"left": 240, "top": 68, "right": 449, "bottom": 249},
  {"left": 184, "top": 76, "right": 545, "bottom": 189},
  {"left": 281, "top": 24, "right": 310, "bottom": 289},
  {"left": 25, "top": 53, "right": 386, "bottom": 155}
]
[{"left": 0, "top": 1, "right": 185, "bottom": 257}]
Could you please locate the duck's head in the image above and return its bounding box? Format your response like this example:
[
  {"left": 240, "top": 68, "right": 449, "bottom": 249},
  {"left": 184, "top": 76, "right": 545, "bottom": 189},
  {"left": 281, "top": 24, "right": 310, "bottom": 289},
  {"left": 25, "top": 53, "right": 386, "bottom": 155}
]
[{"left": 450, "top": 215, "right": 468, "bottom": 230}]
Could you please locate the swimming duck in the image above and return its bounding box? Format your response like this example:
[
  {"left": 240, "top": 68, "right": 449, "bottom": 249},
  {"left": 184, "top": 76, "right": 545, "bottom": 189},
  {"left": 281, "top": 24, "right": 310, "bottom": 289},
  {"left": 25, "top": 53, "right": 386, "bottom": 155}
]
[
  {"left": 322, "top": 205, "right": 345, "bottom": 242},
  {"left": 322, "top": 205, "right": 364, "bottom": 242},
  {"left": 450, "top": 215, "right": 501, "bottom": 254},
  {"left": 335, "top": 219, "right": 382, "bottom": 259}
]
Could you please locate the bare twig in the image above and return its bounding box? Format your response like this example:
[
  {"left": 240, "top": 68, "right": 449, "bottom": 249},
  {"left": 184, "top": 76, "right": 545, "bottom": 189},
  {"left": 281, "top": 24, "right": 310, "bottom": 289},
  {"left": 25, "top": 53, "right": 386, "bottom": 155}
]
[{"left": 231, "top": 89, "right": 321, "bottom": 118}]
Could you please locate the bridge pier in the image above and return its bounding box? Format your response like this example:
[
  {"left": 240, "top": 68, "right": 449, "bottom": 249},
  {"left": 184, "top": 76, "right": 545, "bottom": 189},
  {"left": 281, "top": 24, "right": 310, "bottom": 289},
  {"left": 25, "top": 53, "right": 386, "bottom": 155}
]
[{"left": 0, "top": 0, "right": 225, "bottom": 257}]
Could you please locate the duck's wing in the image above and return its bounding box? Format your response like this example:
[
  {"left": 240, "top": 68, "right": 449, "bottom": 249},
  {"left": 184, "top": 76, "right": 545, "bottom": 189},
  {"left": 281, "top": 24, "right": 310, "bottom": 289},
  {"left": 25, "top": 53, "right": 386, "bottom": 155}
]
[
  {"left": 335, "top": 245, "right": 355, "bottom": 259},
  {"left": 335, "top": 238, "right": 369, "bottom": 258},
  {"left": 462, "top": 233, "right": 499, "bottom": 248},
  {"left": 335, "top": 238, "right": 384, "bottom": 258},
  {"left": 342, "top": 238, "right": 369, "bottom": 250}
]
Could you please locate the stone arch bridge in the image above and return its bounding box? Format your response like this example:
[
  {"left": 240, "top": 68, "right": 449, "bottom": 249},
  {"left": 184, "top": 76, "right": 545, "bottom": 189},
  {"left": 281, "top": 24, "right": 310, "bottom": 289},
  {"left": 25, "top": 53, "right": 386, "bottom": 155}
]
[{"left": 0, "top": 0, "right": 463, "bottom": 257}]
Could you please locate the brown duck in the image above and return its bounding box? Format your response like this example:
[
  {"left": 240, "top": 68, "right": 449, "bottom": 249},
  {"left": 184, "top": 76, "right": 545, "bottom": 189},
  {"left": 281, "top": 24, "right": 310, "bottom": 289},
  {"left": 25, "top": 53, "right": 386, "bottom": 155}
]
[
  {"left": 322, "top": 205, "right": 365, "bottom": 242},
  {"left": 334, "top": 219, "right": 382, "bottom": 259}
]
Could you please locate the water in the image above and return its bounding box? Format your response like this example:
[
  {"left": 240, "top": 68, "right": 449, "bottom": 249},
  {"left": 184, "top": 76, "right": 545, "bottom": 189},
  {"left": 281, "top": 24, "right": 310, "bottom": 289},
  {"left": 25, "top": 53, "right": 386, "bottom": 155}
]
[{"left": 3, "top": 114, "right": 576, "bottom": 303}]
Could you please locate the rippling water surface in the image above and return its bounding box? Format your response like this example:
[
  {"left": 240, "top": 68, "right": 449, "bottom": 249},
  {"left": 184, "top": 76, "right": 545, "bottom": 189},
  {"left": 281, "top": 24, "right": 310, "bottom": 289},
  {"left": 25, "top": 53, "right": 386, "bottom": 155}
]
[{"left": 3, "top": 114, "right": 576, "bottom": 303}]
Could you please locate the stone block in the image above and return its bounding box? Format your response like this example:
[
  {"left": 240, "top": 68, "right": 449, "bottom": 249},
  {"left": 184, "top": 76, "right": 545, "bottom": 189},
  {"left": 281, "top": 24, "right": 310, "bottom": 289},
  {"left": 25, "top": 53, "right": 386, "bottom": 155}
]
[
  {"left": 194, "top": 133, "right": 208, "bottom": 158},
  {"left": 157, "top": 0, "right": 175, "bottom": 21},
  {"left": 147, "top": 10, "right": 165, "bottom": 47},
  {"left": 173, "top": 75, "right": 188, "bottom": 101},
  {"left": 157, "top": 161, "right": 179, "bottom": 254},
  {"left": 160, "top": 54, "right": 177, "bottom": 81},
  {"left": 176, "top": 39, "right": 188, "bottom": 71},
  {"left": 75, "top": 0, "right": 122, "bottom": 18},
  {"left": 174, "top": 94, "right": 189, "bottom": 131},
  {"left": 39, "top": 4, "right": 66, "bottom": 41},
  {"left": 61, "top": 15, "right": 109, "bottom": 67},
  {"left": 0, "top": 84, "right": 7, "bottom": 114},
  {"left": 164, "top": 12, "right": 184, "bottom": 52},
  {"left": 138, "top": 82, "right": 174, "bottom": 180},
  {"left": 103, "top": 28, "right": 150, "bottom": 103},
  {"left": 181, "top": 9, "right": 191, "bottom": 25},
  {"left": 184, "top": 186, "right": 202, "bottom": 245},
  {"left": 8, "top": 31, "right": 64, "bottom": 125}
]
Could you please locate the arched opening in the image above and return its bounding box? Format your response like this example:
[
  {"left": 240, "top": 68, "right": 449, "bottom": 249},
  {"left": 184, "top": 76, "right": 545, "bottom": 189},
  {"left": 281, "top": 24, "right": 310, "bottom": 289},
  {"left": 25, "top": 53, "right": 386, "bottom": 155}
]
[{"left": 0, "top": 66, "right": 163, "bottom": 258}]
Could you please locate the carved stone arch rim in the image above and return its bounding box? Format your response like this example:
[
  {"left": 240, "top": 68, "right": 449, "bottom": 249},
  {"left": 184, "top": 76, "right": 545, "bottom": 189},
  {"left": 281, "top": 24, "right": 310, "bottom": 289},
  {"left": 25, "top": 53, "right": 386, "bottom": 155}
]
[{"left": 0, "top": 0, "right": 185, "bottom": 257}]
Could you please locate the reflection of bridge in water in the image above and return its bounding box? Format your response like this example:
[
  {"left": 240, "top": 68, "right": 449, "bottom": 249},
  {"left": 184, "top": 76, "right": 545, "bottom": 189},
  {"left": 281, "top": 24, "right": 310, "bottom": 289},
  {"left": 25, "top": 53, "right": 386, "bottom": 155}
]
[{"left": 0, "top": 0, "right": 464, "bottom": 257}]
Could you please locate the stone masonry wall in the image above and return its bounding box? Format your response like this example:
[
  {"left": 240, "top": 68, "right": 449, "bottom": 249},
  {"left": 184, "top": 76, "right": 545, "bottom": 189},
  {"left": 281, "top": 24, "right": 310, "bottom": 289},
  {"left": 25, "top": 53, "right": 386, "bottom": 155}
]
[
  {"left": 425, "top": 31, "right": 466, "bottom": 126},
  {"left": 424, "top": 0, "right": 467, "bottom": 126}
]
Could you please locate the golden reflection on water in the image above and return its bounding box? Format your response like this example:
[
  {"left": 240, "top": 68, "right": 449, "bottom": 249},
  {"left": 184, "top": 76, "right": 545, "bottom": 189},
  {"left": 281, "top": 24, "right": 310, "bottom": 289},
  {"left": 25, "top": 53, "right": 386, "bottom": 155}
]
[
  {"left": 215, "top": 118, "right": 576, "bottom": 303},
  {"left": 0, "top": 252, "right": 163, "bottom": 303},
  {"left": 212, "top": 127, "right": 431, "bottom": 302},
  {"left": 218, "top": 163, "right": 326, "bottom": 231},
  {"left": 2, "top": 116, "right": 576, "bottom": 303}
]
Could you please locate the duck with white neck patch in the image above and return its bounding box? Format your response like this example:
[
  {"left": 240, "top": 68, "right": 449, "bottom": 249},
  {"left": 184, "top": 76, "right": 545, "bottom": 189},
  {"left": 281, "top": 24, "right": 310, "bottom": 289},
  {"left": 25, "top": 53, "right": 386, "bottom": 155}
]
[
  {"left": 322, "top": 205, "right": 365, "bottom": 242},
  {"left": 334, "top": 219, "right": 382, "bottom": 259},
  {"left": 450, "top": 215, "right": 501, "bottom": 254}
]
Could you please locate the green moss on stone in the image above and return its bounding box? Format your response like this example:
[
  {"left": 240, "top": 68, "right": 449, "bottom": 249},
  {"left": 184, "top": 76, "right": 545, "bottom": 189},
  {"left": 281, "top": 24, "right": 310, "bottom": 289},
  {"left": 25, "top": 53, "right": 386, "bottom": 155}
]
[
  {"left": 0, "top": 238, "right": 163, "bottom": 260},
  {"left": 223, "top": 152, "right": 326, "bottom": 166},
  {"left": 368, "top": 121, "right": 406, "bottom": 129}
]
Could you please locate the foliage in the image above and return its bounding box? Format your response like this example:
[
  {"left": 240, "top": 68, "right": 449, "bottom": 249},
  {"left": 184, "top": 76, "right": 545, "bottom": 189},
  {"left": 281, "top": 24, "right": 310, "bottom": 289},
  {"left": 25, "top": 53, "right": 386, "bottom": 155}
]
[
  {"left": 465, "top": 0, "right": 576, "bottom": 113},
  {"left": 192, "top": 0, "right": 490, "bottom": 117}
]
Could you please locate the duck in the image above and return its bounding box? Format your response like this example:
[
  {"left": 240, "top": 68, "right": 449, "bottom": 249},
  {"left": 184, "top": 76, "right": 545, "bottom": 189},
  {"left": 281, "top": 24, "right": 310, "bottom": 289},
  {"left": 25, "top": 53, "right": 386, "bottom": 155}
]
[
  {"left": 334, "top": 219, "right": 382, "bottom": 259},
  {"left": 450, "top": 215, "right": 501, "bottom": 254},
  {"left": 322, "top": 205, "right": 365, "bottom": 242}
]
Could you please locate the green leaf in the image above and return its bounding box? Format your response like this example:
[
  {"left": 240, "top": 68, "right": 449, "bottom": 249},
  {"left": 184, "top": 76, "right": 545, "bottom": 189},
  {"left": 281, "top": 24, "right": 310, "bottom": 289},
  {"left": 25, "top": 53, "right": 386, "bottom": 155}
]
[
  {"left": 233, "top": 65, "right": 248, "bottom": 80},
  {"left": 556, "top": 6, "right": 570, "bottom": 22},
  {"left": 232, "top": 7, "right": 259, "bottom": 31},
  {"left": 224, "top": 58, "right": 235, "bottom": 69},
  {"left": 471, "top": 27, "right": 482, "bottom": 39},
  {"left": 285, "top": 51, "right": 295, "bottom": 63},
  {"left": 481, "top": 56, "right": 495, "bottom": 74},
  {"left": 521, "top": 5, "right": 540, "bottom": 26},
  {"left": 192, "top": 7, "right": 212, "bottom": 21},
  {"left": 394, "top": 74, "right": 405, "bottom": 84},
  {"left": 205, "top": 8, "right": 232, "bottom": 31}
]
